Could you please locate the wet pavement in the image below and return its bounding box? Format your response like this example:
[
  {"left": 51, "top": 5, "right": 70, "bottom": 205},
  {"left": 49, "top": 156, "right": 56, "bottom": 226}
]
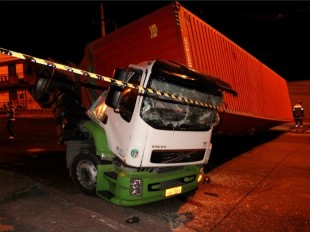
[{"left": 0, "top": 119, "right": 309, "bottom": 232}]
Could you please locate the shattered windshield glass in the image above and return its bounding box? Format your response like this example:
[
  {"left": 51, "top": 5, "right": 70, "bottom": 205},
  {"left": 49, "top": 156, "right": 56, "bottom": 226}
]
[{"left": 141, "top": 70, "right": 223, "bottom": 131}]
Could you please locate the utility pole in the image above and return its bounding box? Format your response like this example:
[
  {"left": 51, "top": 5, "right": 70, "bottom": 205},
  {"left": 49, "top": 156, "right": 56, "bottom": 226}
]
[{"left": 100, "top": 1, "right": 106, "bottom": 37}]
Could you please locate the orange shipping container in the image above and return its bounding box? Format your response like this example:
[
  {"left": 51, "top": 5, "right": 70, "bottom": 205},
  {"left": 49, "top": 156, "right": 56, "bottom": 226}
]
[{"left": 79, "top": 1, "right": 293, "bottom": 135}]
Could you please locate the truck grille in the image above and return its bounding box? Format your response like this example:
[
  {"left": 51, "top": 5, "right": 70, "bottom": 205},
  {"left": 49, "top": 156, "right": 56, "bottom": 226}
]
[{"left": 150, "top": 149, "right": 205, "bottom": 164}]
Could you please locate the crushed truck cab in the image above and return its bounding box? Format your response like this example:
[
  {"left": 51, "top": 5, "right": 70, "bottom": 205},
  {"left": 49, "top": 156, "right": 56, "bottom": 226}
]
[{"left": 32, "top": 59, "right": 236, "bottom": 206}]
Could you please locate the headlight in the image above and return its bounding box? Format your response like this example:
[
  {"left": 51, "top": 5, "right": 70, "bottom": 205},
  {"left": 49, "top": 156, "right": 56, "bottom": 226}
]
[{"left": 130, "top": 178, "right": 143, "bottom": 196}]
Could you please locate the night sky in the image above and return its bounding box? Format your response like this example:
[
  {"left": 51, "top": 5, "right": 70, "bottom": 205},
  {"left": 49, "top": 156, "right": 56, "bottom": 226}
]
[{"left": 0, "top": 1, "right": 309, "bottom": 82}]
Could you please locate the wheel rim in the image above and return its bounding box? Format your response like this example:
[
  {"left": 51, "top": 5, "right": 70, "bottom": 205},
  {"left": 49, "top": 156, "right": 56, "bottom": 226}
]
[{"left": 76, "top": 159, "right": 97, "bottom": 190}]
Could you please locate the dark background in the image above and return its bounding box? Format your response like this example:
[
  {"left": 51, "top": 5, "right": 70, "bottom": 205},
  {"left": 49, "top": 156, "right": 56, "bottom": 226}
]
[{"left": 0, "top": 1, "right": 309, "bottom": 82}]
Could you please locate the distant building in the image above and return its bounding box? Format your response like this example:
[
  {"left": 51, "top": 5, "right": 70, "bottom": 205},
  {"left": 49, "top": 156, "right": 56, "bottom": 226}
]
[{"left": 0, "top": 54, "right": 42, "bottom": 109}]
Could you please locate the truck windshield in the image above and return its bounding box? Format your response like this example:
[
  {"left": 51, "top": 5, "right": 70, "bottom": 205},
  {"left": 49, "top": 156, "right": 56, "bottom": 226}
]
[{"left": 140, "top": 70, "right": 223, "bottom": 131}]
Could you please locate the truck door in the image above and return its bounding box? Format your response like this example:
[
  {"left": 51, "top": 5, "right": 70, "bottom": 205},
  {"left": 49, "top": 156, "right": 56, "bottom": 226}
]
[{"left": 104, "top": 69, "right": 148, "bottom": 167}]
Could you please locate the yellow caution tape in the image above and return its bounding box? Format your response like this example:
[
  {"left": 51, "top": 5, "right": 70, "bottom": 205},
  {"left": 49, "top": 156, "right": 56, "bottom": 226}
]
[{"left": 0, "top": 47, "right": 224, "bottom": 110}]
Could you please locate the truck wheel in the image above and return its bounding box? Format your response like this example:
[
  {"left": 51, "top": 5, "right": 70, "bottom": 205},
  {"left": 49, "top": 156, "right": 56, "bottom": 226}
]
[{"left": 70, "top": 153, "right": 101, "bottom": 195}]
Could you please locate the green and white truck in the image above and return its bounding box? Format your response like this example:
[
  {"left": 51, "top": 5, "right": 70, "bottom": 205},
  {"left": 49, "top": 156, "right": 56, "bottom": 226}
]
[{"left": 32, "top": 59, "right": 236, "bottom": 206}]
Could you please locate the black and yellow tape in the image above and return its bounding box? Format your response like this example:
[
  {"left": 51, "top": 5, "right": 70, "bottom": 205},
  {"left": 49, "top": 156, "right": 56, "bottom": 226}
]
[{"left": 0, "top": 47, "right": 226, "bottom": 111}]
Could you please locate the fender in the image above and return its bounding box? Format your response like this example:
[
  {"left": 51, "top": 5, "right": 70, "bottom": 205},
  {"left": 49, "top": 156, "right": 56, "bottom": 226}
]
[{"left": 82, "top": 120, "right": 113, "bottom": 159}]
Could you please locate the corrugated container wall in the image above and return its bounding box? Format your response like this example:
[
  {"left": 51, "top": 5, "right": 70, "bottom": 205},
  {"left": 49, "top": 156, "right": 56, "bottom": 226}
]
[{"left": 79, "top": 1, "right": 293, "bottom": 135}]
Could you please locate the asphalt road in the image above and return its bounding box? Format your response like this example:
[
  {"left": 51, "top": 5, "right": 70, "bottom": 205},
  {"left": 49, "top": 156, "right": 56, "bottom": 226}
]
[{"left": 0, "top": 118, "right": 309, "bottom": 232}]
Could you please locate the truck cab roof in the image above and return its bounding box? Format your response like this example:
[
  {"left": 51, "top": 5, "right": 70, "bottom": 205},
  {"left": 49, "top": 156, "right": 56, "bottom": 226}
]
[{"left": 150, "top": 59, "right": 237, "bottom": 97}]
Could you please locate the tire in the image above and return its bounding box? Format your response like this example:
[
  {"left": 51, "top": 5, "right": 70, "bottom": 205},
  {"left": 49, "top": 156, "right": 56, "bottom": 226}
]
[{"left": 70, "top": 153, "right": 101, "bottom": 195}]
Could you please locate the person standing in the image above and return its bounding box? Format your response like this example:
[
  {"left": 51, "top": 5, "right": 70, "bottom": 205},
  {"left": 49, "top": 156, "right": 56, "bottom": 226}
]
[
  {"left": 293, "top": 100, "right": 304, "bottom": 128},
  {"left": 6, "top": 101, "right": 16, "bottom": 139}
]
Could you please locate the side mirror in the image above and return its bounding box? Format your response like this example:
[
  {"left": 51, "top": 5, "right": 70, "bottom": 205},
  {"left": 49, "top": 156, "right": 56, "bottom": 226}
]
[
  {"left": 105, "top": 68, "right": 128, "bottom": 108},
  {"left": 32, "top": 67, "right": 76, "bottom": 107},
  {"left": 32, "top": 68, "right": 55, "bottom": 106}
]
